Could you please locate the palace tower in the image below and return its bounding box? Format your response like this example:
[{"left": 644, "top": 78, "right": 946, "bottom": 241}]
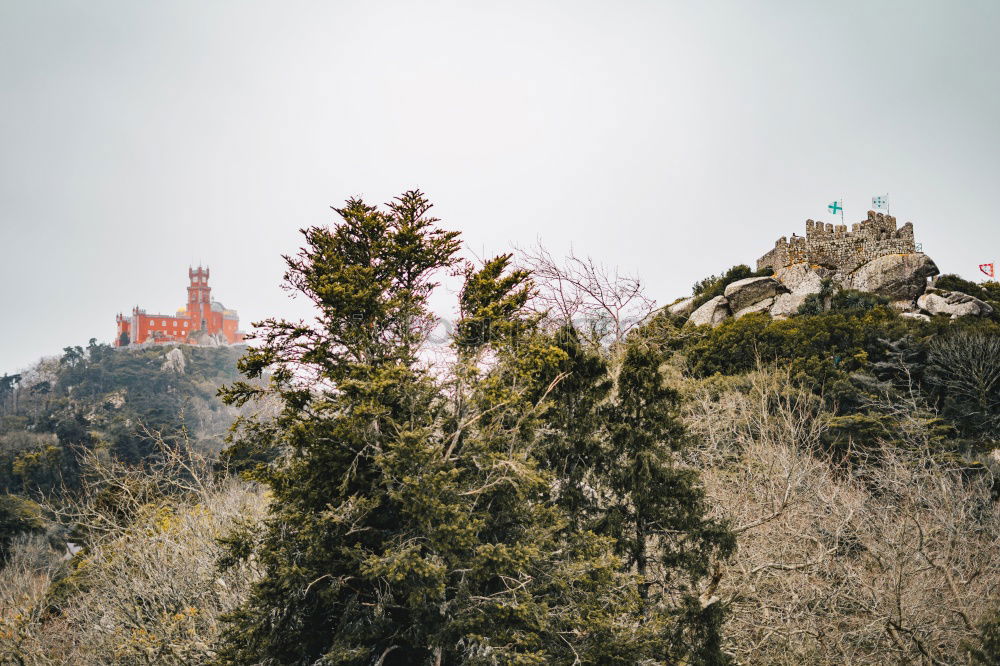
[{"left": 114, "top": 267, "right": 243, "bottom": 347}]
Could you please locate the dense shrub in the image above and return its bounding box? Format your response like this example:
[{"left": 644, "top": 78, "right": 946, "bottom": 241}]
[
  {"left": 0, "top": 343, "right": 247, "bottom": 495},
  {"left": 0, "top": 447, "right": 266, "bottom": 664},
  {"left": 684, "top": 307, "right": 912, "bottom": 383},
  {"left": 685, "top": 370, "right": 1000, "bottom": 665},
  {"left": 936, "top": 273, "right": 989, "bottom": 296}
]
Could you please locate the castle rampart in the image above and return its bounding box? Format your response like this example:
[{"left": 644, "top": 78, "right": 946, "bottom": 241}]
[{"left": 756, "top": 211, "right": 917, "bottom": 273}]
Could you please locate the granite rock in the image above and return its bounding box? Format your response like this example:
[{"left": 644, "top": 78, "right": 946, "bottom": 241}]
[
  {"left": 687, "top": 295, "right": 730, "bottom": 327},
  {"left": 734, "top": 297, "right": 775, "bottom": 319},
  {"left": 917, "top": 290, "right": 993, "bottom": 318},
  {"left": 667, "top": 297, "right": 696, "bottom": 317},
  {"left": 724, "top": 276, "right": 789, "bottom": 313},
  {"left": 769, "top": 292, "right": 811, "bottom": 318},
  {"left": 774, "top": 263, "right": 824, "bottom": 295},
  {"left": 844, "top": 253, "right": 938, "bottom": 301}
]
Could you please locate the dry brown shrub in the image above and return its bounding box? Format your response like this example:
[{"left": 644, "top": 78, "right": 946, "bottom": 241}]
[
  {"left": 0, "top": 442, "right": 267, "bottom": 665},
  {"left": 686, "top": 369, "right": 1000, "bottom": 665}
]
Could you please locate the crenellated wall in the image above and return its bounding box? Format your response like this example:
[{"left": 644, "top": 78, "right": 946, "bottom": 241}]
[{"left": 756, "top": 211, "right": 917, "bottom": 273}]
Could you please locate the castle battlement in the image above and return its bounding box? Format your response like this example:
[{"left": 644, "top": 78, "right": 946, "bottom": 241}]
[{"left": 757, "top": 211, "right": 917, "bottom": 273}]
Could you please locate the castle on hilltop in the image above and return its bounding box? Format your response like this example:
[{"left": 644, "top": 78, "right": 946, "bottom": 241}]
[
  {"left": 756, "top": 211, "right": 917, "bottom": 273},
  {"left": 114, "top": 267, "right": 244, "bottom": 347}
]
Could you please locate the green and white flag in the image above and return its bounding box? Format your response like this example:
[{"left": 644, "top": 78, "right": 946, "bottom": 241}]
[
  {"left": 872, "top": 194, "right": 888, "bottom": 210},
  {"left": 828, "top": 200, "right": 842, "bottom": 215}
]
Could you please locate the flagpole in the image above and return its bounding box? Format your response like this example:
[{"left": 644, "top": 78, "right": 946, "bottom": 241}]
[{"left": 887, "top": 193, "right": 890, "bottom": 216}]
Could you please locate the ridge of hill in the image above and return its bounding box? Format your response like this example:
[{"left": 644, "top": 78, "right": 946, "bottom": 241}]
[{"left": 0, "top": 341, "right": 250, "bottom": 495}]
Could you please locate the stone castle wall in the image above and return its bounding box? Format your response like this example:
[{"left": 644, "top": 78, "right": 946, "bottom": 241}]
[{"left": 757, "top": 211, "right": 916, "bottom": 273}]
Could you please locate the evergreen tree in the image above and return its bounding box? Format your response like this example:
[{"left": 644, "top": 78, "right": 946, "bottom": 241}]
[
  {"left": 972, "top": 608, "right": 1000, "bottom": 665},
  {"left": 216, "top": 194, "right": 647, "bottom": 664},
  {"left": 216, "top": 192, "right": 736, "bottom": 664},
  {"left": 536, "top": 325, "right": 612, "bottom": 529},
  {"left": 600, "top": 340, "right": 736, "bottom": 664},
  {"left": 532, "top": 323, "right": 736, "bottom": 662},
  {"left": 216, "top": 191, "right": 461, "bottom": 664}
]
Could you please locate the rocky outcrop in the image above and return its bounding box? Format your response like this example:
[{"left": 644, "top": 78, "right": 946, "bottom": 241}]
[
  {"left": 843, "top": 253, "right": 938, "bottom": 301},
  {"left": 687, "top": 296, "right": 730, "bottom": 327},
  {"left": 674, "top": 247, "right": 989, "bottom": 327},
  {"left": 917, "top": 290, "right": 994, "bottom": 319},
  {"left": 734, "top": 297, "right": 775, "bottom": 319},
  {"left": 188, "top": 330, "right": 226, "bottom": 347},
  {"left": 774, "top": 263, "right": 825, "bottom": 295},
  {"left": 162, "top": 347, "right": 186, "bottom": 374},
  {"left": 769, "top": 263, "right": 826, "bottom": 318},
  {"left": 667, "top": 297, "right": 696, "bottom": 317},
  {"left": 770, "top": 292, "right": 811, "bottom": 318},
  {"left": 724, "top": 277, "right": 789, "bottom": 314}
]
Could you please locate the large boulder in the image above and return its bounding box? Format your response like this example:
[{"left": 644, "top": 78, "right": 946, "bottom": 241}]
[
  {"left": 734, "top": 297, "right": 775, "bottom": 319},
  {"left": 161, "top": 347, "right": 186, "bottom": 374},
  {"left": 844, "top": 253, "right": 938, "bottom": 301},
  {"left": 769, "top": 263, "right": 824, "bottom": 319},
  {"left": 769, "top": 292, "right": 811, "bottom": 318},
  {"left": 687, "top": 295, "right": 730, "bottom": 327},
  {"left": 667, "top": 297, "right": 696, "bottom": 317},
  {"left": 917, "top": 290, "right": 994, "bottom": 318},
  {"left": 774, "top": 263, "right": 824, "bottom": 295},
  {"left": 188, "top": 330, "right": 224, "bottom": 347},
  {"left": 724, "top": 276, "right": 789, "bottom": 313}
]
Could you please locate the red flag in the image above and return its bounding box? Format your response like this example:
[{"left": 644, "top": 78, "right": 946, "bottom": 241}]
[{"left": 981, "top": 263, "right": 995, "bottom": 278}]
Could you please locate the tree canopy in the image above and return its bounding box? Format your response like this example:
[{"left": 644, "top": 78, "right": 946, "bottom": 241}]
[{"left": 216, "top": 191, "right": 734, "bottom": 665}]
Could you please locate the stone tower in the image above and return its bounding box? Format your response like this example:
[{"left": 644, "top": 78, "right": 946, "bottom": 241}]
[{"left": 187, "top": 266, "right": 212, "bottom": 331}]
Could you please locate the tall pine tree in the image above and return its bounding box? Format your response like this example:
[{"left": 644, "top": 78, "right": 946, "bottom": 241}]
[
  {"left": 601, "top": 340, "right": 736, "bottom": 663},
  {"left": 216, "top": 193, "right": 657, "bottom": 664}
]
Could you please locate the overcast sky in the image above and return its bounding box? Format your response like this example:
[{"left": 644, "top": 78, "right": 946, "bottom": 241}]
[{"left": 1, "top": 1, "right": 998, "bottom": 373}]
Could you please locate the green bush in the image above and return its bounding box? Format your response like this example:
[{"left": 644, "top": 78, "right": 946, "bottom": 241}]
[
  {"left": 684, "top": 307, "right": 913, "bottom": 387},
  {"left": 971, "top": 610, "right": 1000, "bottom": 664},
  {"left": 936, "top": 273, "right": 987, "bottom": 296}
]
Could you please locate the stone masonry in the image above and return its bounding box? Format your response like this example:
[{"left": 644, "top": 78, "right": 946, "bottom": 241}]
[{"left": 756, "top": 211, "right": 916, "bottom": 273}]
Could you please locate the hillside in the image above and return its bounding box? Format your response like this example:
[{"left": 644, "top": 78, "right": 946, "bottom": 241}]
[
  {"left": 0, "top": 341, "right": 248, "bottom": 495},
  {"left": 2, "top": 196, "right": 1000, "bottom": 664}
]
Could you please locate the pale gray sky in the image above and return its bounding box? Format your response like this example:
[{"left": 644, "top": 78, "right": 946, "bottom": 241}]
[{"left": 2, "top": 1, "right": 998, "bottom": 373}]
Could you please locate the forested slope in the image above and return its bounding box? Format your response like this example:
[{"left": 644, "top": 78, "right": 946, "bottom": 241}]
[{"left": 0, "top": 342, "right": 246, "bottom": 494}]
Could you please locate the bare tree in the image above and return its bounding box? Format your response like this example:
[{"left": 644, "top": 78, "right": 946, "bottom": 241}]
[
  {"left": 685, "top": 367, "right": 1000, "bottom": 664},
  {"left": 518, "top": 243, "right": 656, "bottom": 346},
  {"left": 0, "top": 534, "right": 63, "bottom": 663},
  {"left": 0, "top": 436, "right": 267, "bottom": 665}
]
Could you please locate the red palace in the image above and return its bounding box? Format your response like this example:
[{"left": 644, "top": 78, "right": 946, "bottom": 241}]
[{"left": 114, "top": 266, "right": 244, "bottom": 347}]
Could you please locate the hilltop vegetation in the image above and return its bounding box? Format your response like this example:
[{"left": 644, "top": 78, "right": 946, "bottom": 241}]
[
  {"left": 2, "top": 192, "right": 1000, "bottom": 664},
  {"left": 0, "top": 342, "right": 248, "bottom": 559},
  {"left": 0, "top": 341, "right": 246, "bottom": 491}
]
